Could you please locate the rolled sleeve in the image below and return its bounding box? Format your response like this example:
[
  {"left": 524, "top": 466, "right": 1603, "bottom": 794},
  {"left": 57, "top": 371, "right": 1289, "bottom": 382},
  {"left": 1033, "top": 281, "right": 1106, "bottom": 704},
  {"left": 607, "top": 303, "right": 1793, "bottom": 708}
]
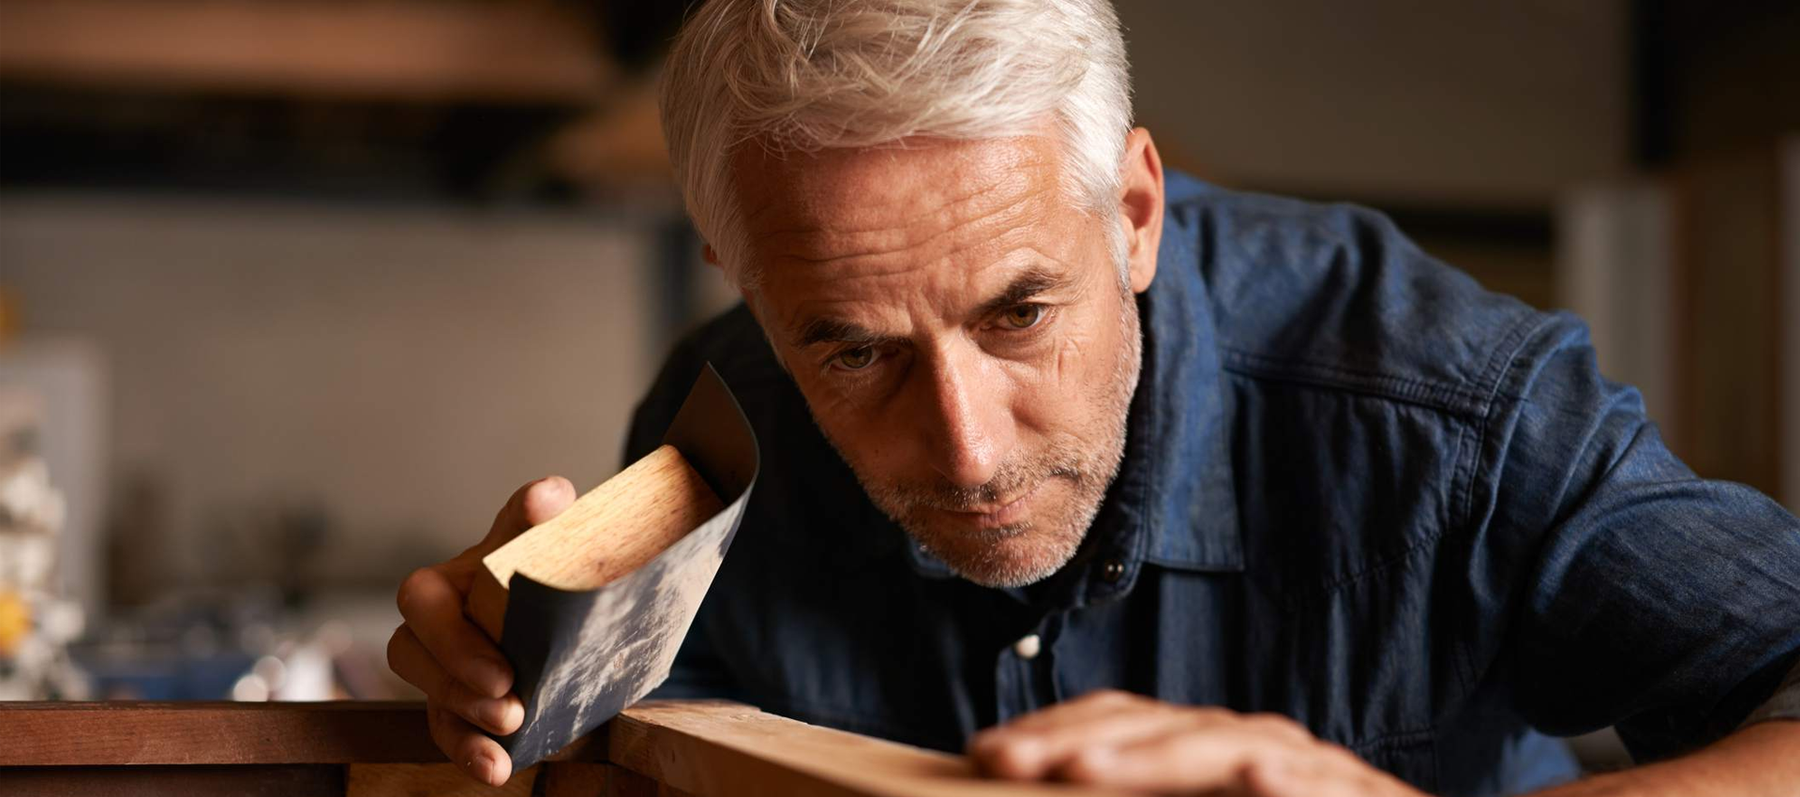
[{"left": 1477, "top": 315, "right": 1800, "bottom": 762}]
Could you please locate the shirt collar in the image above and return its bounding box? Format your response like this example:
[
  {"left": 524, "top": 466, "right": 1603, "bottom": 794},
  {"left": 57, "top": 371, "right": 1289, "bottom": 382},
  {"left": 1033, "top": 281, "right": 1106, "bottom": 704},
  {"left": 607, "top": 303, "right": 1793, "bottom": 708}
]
[{"left": 1127, "top": 198, "right": 1244, "bottom": 572}]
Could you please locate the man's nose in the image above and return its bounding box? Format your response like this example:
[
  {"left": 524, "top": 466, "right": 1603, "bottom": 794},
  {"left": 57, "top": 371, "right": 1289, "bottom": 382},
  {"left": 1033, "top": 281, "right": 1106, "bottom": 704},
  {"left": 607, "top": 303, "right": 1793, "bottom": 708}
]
[{"left": 914, "top": 347, "right": 1013, "bottom": 489}]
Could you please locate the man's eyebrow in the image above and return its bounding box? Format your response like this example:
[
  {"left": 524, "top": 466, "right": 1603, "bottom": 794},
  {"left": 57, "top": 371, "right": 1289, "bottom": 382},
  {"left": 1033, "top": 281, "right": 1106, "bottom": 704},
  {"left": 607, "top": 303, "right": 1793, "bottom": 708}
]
[
  {"left": 972, "top": 267, "right": 1072, "bottom": 319},
  {"left": 794, "top": 317, "right": 893, "bottom": 349},
  {"left": 792, "top": 267, "right": 1073, "bottom": 348}
]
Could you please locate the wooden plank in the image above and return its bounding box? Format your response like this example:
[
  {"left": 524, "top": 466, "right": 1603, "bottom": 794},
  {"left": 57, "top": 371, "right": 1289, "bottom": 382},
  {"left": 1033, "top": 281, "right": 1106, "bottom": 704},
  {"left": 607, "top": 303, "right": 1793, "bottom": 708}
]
[
  {"left": 0, "top": 765, "right": 343, "bottom": 796},
  {"left": 0, "top": 0, "right": 613, "bottom": 103},
  {"left": 0, "top": 702, "right": 440, "bottom": 765},
  {"left": 0, "top": 701, "right": 612, "bottom": 767},
  {"left": 465, "top": 444, "right": 723, "bottom": 640},
  {"left": 0, "top": 700, "right": 1130, "bottom": 795},
  {"left": 346, "top": 763, "right": 536, "bottom": 797},
  {"left": 607, "top": 701, "right": 1134, "bottom": 797},
  {"left": 599, "top": 764, "right": 695, "bottom": 797},
  {"left": 541, "top": 762, "right": 614, "bottom": 797}
]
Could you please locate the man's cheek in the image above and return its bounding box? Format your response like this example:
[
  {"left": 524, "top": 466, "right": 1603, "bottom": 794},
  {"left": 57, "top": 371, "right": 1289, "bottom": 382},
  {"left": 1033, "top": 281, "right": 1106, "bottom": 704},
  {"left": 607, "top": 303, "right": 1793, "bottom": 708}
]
[{"left": 1052, "top": 333, "right": 1090, "bottom": 385}]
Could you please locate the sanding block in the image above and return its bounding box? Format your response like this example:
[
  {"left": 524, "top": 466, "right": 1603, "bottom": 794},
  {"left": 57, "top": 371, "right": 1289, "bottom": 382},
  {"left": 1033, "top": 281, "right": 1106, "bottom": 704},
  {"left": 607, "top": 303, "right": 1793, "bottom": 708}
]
[{"left": 464, "top": 363, "right": 758, "bottom": 770}]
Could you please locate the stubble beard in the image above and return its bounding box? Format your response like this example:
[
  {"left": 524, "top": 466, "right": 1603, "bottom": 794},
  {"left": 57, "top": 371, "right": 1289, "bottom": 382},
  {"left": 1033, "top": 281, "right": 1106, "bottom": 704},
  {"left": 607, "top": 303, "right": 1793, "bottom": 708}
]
[{"left": 827, "top": 288, "right": 1143, "bottom": 588}]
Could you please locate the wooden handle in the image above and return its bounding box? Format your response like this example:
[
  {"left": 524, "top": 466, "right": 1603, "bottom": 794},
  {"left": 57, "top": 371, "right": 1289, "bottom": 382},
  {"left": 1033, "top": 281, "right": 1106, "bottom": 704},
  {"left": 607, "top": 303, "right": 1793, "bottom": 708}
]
[{"left": 464, "top": 444, "right": 724, "bottom": 641}]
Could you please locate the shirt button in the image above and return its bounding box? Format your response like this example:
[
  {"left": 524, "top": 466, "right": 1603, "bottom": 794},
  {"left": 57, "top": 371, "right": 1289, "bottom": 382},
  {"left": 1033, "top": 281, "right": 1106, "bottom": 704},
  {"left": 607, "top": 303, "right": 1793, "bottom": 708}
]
[
  {"left": 1013, "top": 634, "right": 1042, "bottom": 660},
  {"left": 1100, "top": 559, "right": 1126, "bottom": 583}
]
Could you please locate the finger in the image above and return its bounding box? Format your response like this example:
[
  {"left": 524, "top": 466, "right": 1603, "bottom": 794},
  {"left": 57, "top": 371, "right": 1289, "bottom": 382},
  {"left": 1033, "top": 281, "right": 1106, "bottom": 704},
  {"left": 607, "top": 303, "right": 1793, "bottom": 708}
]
[
  {"left": 1054, "top": 721, "right": 1286, "bottom": 793},
  {"left": 395, "top": 567, "right": 513, "bottom": 697},
  {"left": 387, "top": 626, "right": 524, "bottom": 736},
  {"left": 969, "top": 690, "right": 1148, "bottom": 759},
  {"left": 475, "top": 476, "right": 576, "bottom": 556},
  {"left": 1242, "top": 746, "right": 1418, "bottom": 797},
  {"left": 429, "top": 703, "right": 515, "bottom": 787},
  {"left": 976, "top": 705, "right": 1205, "bottom": 780}
]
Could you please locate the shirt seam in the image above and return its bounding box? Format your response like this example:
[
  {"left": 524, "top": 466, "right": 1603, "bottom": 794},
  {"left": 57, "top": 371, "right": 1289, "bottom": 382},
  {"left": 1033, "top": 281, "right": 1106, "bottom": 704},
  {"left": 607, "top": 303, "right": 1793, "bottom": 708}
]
[
  {"left": 1442, "top": 311, "right": 1554, "bottom": 700},
  {"left": 1276, "top": 535, "right": 1438, "bottom": 612},
  {"left": 1219, "top": 349, "right": 1488, "bottom": 417}
]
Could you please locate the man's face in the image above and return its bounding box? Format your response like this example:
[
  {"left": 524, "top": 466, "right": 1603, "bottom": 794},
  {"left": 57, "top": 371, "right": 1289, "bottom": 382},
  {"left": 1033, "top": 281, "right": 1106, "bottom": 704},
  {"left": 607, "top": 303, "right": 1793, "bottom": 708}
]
[{"left": 732, "top": 134, "right": 1157, "bottom": 588}]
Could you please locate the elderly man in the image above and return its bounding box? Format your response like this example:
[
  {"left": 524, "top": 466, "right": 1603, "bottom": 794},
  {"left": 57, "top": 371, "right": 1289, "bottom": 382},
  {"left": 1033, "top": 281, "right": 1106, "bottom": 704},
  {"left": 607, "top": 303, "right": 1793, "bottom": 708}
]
[{"left": 387, "top": 1, "right": 1800, "bottom": 794}]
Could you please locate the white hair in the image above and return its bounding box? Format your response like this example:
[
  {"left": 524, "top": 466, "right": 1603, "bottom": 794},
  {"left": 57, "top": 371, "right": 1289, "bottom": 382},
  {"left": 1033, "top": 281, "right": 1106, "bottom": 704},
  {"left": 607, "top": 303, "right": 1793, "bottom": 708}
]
[{"left": 659, "top": 0, "right": 1134, "bottom": 290}]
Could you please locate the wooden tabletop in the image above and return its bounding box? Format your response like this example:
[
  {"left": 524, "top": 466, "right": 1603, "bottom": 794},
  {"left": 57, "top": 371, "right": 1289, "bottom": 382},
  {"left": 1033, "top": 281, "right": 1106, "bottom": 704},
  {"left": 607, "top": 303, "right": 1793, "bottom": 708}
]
[{"left": 0, "top": 700, "right": 1132, "bottom": 796}]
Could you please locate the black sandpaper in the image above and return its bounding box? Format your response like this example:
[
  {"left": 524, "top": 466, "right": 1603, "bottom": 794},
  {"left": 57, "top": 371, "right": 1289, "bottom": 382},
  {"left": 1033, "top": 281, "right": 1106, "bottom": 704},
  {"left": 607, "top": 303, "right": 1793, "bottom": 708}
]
[{"left": 491, "top": 363, "right": 759, "bottom": 769}]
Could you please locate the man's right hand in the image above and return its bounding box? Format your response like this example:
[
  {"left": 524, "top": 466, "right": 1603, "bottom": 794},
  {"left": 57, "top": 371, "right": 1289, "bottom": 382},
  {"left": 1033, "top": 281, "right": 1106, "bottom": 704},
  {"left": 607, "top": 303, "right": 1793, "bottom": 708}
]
[{"left": 386, "top": 476, "right": 576, "bottom": 787}]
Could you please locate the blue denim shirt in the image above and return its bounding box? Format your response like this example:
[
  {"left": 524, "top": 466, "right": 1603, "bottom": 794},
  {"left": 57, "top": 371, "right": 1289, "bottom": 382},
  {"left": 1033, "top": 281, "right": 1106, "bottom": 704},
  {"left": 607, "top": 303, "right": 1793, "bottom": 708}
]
[{"left": 628, "top": 172, "right": 1800, "bottom": 796}]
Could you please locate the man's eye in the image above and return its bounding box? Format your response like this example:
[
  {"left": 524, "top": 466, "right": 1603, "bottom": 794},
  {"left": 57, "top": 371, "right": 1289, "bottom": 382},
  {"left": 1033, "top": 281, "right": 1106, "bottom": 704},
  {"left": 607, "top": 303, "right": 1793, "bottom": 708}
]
[
  {"left": 1001, "top": 304, "right": 1045, "bottom": 330},
  {"left": 833, "top": 347, "right": 877, "bottom": 370}
]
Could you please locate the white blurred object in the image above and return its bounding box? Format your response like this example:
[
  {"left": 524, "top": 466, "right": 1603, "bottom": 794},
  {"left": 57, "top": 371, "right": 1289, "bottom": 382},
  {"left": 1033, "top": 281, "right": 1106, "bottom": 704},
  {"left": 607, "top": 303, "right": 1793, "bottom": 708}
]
[
  {"left": 231, "top": 673, "right": 270, "bottom": 702},
  {"left": 0, "top": 459, "right": 66, "bottom": 532},
  {"left": 0, "top": 342, "right": 107, "bottom": 620},
  {"left": 1556, "top": 183, "right": 1677, "bottom": 437},
  {"left": 252, "top": 654, "right": 288, "bottom": 692},
  {"left": 276, "top": 642, "right": 335, "bottom": 700},
  {"left": 0, "top": 390, "right": 92, "bottom": 699}
]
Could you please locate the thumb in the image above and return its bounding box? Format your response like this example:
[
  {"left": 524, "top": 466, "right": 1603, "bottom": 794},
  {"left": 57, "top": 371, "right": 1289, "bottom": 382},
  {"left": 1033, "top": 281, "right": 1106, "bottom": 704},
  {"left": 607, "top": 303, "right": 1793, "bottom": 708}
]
[{"left": 475, "top": 476, "right": 576, "bottom": 556}]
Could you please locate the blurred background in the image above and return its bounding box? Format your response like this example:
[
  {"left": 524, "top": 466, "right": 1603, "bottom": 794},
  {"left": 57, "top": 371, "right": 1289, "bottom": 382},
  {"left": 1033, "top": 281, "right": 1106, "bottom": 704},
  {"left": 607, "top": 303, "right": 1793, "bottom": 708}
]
[{"left": 0, "top": 0, "right": 1794, "bottom": 767}]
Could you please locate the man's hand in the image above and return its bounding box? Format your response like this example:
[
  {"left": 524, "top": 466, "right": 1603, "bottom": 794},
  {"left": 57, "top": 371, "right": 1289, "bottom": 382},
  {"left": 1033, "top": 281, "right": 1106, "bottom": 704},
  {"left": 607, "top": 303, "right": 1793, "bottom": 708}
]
[
  {"left": 386, "top": 476, "right": 576, "bottom": 787},
  {"left": 968, "top": 690, "right": 1424, "bottom": 797}
]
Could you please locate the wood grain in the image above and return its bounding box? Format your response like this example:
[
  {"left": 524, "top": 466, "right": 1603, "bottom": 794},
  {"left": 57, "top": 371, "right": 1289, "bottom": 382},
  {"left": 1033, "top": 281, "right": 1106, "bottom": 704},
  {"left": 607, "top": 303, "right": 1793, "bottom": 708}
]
[
  {"left": 0, "top": 702, "right": 440, "bottom": 766},
  {"left": 0, "top": 765, "right": 342, "bottom": 796},
  {"left": 600, "top": 764, "right": 697, "bottom": 797},
  {"left": 466, "top": 444, "right": 723, "bottom": 640},
  {"left": 608, "top": 701, "right": 1137, "bottom": 797},
  {"left": 540, "top": 762, "right": 614, "bottom": 797},
  {"left": 346, "top": 763, "right": 536, "bottom": 797},
  {"left": 0, "top": 701, "right": 611, "bottom": 767},
  {"left": 1, "top": 700, "right": 1130, "bottom": 796}
]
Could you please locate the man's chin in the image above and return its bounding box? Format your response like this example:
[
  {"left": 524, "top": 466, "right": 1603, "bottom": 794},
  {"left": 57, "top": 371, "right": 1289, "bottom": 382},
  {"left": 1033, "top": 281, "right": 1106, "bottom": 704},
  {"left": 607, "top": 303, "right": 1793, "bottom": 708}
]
[{"left": 911, "top": 524, "right": 1083, "bottom": 589}]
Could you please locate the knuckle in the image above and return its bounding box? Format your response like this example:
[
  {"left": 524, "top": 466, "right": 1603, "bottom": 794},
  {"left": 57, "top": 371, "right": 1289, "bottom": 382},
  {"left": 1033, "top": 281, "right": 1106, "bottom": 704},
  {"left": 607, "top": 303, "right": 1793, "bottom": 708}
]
[
  {"left": 1188, "top": 705, "right": 1231, "bottom": 723},
  {"left": 986, "top": 740, "right": 1037, "bottom": 778},
  {"left": 1247, "top": 712, "right": 1306, "bottom": 739},
  {"left": 396, "top": 568, "right": 433, "bottom": 611},
  {"left": 443, "top": 685, "right": 480, "bottom": 723}
]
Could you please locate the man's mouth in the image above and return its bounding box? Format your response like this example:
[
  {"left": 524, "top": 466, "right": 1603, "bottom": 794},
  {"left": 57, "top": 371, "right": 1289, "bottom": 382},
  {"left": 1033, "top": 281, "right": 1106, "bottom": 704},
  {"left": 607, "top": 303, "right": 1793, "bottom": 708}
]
[{"left": 941, "top": 481, "right": 1044, "bottom": 529}]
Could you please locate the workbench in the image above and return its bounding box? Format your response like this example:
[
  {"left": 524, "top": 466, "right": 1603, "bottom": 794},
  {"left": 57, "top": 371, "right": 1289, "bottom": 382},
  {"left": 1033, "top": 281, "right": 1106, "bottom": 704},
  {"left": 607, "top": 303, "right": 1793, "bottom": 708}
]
[{"left": 0, "top": 700, "right": 1128, "bottom": 795}]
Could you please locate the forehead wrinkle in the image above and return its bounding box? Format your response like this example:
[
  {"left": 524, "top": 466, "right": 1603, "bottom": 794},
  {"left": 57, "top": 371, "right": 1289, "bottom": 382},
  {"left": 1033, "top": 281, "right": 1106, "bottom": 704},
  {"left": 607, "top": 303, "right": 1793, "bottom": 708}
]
[
  {"left": 769, "top": 180, "right": 1055, "bottom": 276},
  {"left": 740, "top": 136, "right": 1059, "bottom": 265},
  {"left": 738, "top": 175, "right": 985, "bottom": 241}
]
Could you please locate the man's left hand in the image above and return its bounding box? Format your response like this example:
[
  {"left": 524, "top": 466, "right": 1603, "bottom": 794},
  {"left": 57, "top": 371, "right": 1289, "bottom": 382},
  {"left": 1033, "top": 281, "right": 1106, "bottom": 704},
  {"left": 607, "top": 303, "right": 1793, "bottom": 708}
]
[{"left": 967, "top": 690, "right": 1426, "bottom": 796}]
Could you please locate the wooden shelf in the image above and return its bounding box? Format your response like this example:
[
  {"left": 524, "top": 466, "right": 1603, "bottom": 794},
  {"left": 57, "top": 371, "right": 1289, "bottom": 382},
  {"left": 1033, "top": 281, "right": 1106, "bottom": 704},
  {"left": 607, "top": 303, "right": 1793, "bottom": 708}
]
[{"left": 0, "top": 0, "right": 615, "bottom": 104}]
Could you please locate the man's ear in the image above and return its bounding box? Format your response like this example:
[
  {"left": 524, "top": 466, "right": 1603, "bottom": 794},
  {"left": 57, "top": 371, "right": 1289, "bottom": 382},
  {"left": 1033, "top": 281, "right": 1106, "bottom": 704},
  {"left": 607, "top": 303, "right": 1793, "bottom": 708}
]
[{"left": 1117, "top": 127, "right": 1165, "bottom": 294}]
